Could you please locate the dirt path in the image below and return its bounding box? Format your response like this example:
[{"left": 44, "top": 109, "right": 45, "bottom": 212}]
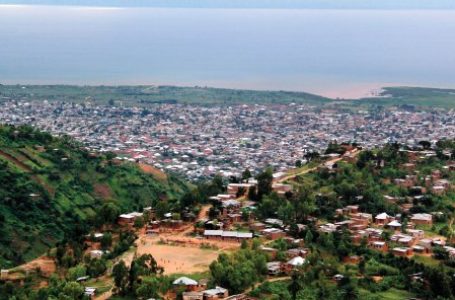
[
  {"left": 6, "top": 255, "right": 56, "bottom": 279},
  {"left": 0, "top": 149, "right": 33, "bottom": 172},
  {"left": 245, "top": 276, "right": 291, "bottom": 293},
  {"left": 277, "top": 149, "right": 360, "bottom": 183},
  {"left": 176, "top": 204, "right": 212, "bottom": 237},
  {"left": 94, "top": 246, "right": 137, "bottom": 300},
  {"left": 198, "top": 204, "right": 211, "bottom": 221}
]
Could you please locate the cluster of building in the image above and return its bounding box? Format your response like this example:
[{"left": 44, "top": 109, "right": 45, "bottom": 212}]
[
  {"left": 1, "top": 99, "right": 454, "bottom": 179},
  {"left": 319, "top": 161, "right": 453, "bottom": 259},
  {"left": 324, "top": 205, "right": 445, "bottom": 258},
  {"left": 172, "top": 277, "right": 229, "bottom": 300},
  {"left": 389, "top": 152, "right": 455, "bottom": 213}
]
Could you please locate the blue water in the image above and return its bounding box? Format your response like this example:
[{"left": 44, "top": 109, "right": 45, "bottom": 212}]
[{"left": 1, "top": 5, "right": 455, "bottom": 97}]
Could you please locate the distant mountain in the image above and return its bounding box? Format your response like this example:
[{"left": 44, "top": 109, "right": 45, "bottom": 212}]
[
  {"left": 0, "top": 125, "right": 189, "bottom": 268},
  {"left": 1, "top": 0, "right": 455, "bottom": 9}
]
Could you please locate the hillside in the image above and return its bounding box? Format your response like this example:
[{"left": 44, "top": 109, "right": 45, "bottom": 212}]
[
  {"left": 0, "top": 125, "right": 189, "bottom": 268},
  {"left": 357, "top": 86, "right": 455, "bottom": 109}
]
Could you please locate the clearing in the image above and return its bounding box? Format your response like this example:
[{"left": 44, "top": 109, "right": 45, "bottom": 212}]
[
  {"left": 136, "top": 238, "right": 221, "bottom": 275},
  {"left": 139, "top": 163, "right": 168, "bottom": 181}
]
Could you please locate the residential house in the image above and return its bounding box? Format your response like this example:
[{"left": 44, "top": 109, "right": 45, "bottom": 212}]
[
  {"left": 410, "top": 213, "right": 433, "bottom": 225},
  {"left": 375, "top": 213, "right": 394, "bottom": 225},
  {"left": 392, "top": 247, "right": 413, "bottom": 257}
]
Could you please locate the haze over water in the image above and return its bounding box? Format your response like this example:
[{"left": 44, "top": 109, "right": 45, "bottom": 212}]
[{"left": 1, "top": 5, "right": 455, "bottom": 98}]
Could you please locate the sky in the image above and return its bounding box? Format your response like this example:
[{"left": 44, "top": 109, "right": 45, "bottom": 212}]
[{"left": 1, "top": 0, "right": 455, "bottom": 9}]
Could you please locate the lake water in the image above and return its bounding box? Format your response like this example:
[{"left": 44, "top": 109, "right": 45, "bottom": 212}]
[{"left": 1, "top": 5, "right": 455, "bottom": 98}]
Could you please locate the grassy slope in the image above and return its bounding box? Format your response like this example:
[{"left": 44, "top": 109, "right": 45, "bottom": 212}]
[
  {"left": 0, "top": 125, "right": 189, "bottom": 268},
  {"left": 0, "top": 85, "right": 330, "bottom": 105},
  {"left": 357, "top": 86, "right": 455, "bottom": 109}
]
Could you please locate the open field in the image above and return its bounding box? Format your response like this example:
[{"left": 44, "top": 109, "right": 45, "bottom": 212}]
[
  {"left": 16, "top": 256, "right": 56, "bottom": 277},
  {"left": 136, "top": 238, "right": 222, "bottom": 275}
]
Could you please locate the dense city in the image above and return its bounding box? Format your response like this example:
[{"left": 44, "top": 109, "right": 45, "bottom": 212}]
[{"left": 0, "top": 99, "right": 454, "bottom": 180}]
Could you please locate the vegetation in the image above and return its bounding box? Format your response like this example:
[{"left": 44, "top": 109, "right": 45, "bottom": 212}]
[
  {"left": 0, "top": 84, "right": 329, "bottom": 106},
  {"left": 209, "top": 242, "right": 268, "bottom": 294},
  {"left": 1, "top": 132, "right": 455, "bottom": 299},
  {"left": 0, "top": 124, "right": 189, "bottom": 268},
  {"left": 2, "top": 84, "right": 455, "bottom": 108},
  {"left": 357, "top": 86, "right": 455, "bottom": 109}
]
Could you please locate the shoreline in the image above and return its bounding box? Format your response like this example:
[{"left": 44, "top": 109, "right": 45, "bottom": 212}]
[{"left": 1, "top": 81, "right": 453, "bottom": 100}]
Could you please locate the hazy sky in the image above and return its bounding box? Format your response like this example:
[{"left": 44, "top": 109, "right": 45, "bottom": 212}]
[{"left": 1, "top": 0, "right": 455, "bottom": 9}]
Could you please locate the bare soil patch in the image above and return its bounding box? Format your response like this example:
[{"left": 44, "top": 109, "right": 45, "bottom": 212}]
[
  {"left": 136, "top": 237, "right": 222, "bottom": 275},
  {"left": 16, "top": 256, "right": 56, "bottom": 278},
  {"left": 94, "top": 184, "right": 112, "bottom": 199},
  {"left": 139, "top": 163, "right": 168, "bottom": 181}
]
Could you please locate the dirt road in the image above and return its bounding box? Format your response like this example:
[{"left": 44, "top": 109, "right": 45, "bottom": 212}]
[{"left": 277, "top": 149, "right": 360, "bottom": 183}]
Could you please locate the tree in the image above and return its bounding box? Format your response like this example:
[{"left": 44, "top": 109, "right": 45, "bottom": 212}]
[
  {"left": 113, "top": 260, "right": 129, "bottom": 295},
  {"left": 419, "top": 140, "right": 431, "bottom": 150},
  {"left": 60, "top": 281, "right": 84, "bottom": 299},
  {"left": 337, "top": 276, "right": 357, "bottom": 300},
  {"left": 98, "top": 202, "right": 120, "bottom": 224},
  {"left": 100, "top": 232, "right": 113, "bottom": 249},
  {"left": 278, "top": 201, "right": 295, "bottom": 225},
  {"left": 128, "top": 254, "right": 164, "bottom": 292},
  {"left": 242, "top": 168, "right": 252, "bottom": 181},
  {"left": 134, "top": 216, "right": 145, "bottom": 229},
  {"left": 256, "top": 168, "right": 273, "bottom": 200},
  {"left": 135, "top": 277, "right": 161, "bottom": 298},
  {"left": 66, "top": 264, "right": 86, "bottom": 281},
  {"left": 304, "top": 230, "right": 314, "bottom": 246},
  {"left": 289, "top": 269, "right": 305, "bottom": 300},
  {"left": 155, "top": 200, "right": 169, "bottom": 219},
  {"left": 257, "top": 194, "right": 279, "bottom": 219},
  {"left": 295, "top": 160, "right": 302, "bottom": 168},
  {"left": 212, "top": 174, "right": 225, "bottom": 192},
  {"left": 293, "top": 190, "right": 316, "bottom": 222},
  {"left": 209, "top": 249, "right": 267, "bottom": 294},
  {"left": 248, "top": 187, "right": 257, "bottom": 201},
  {"left": 87, "top": 258, "right": 107, "bottom": 277},
  {"left": 180, "top": 188, "right": 201, "bottom": 208}
]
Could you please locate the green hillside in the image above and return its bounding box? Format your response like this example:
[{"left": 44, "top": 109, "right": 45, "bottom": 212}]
[
  {"left": 357, "top": 86, "right": 455, "bottom": 109},
  {"left": 0, "top": 84, "right": 330, "bottom": 105},
  {"left": 2, "top": 84, "right": 455, "bottom": 108},
  {"left": 0, "top": 125, "right": 189, "bottom": 268}
]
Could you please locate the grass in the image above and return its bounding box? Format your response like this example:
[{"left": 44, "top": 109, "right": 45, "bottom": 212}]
[
  {"left": 284, "top": 161, "right": 319, "bottom": 177},
  {"left": 108, "top": 296, "right": 136, "bottom": 300},
  {"left": 85, "top": 279, "right": 112, "bottom": 293},
  {"left": 2, "top": 84, "right": 455, "bottom": 108},
  {"left": 359, "top": 287, "right": 416, "bottom": 300},
  {"left": 412, "top": 255, "right": 441, "bottom": 267},
  {"left": 169, "top": 271, "right": 210, "bottom": 281},
  {"left": 376, "top": 288, "right": 416, "bottom": 299},
  {"left": 0, "top": 84, "right": 330, "bottom": 106},
  {"left": 357, "top": 86, "right": 455, "bottom": 109}
]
